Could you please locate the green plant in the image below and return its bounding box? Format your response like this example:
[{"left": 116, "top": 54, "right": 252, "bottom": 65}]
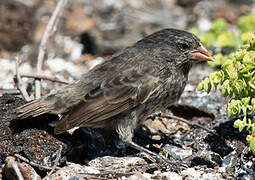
[
  {"left": 189, "top": 14, "right": 255, "bottom": 68},
  {"left": 190, "top": 19, "right": 240, "bottom": 50},
  {"left": 238, "top": 14, "right": 255, "bottom": 33},
  {"left": 192, "top": 14, "right": 255, "bottom": 153},
  {"left": 198, "top": 35, "right": 255, "bottom": 153}
]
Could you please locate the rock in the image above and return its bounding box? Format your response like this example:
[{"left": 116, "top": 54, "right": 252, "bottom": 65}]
[
  {"left": 88, "top": 156, "right": 146, "bottom": 172},
  {"left": 191, "top": 150, "right": 222, "bottom": 168},
  {"left": 163, "top": 144, "right": 193, "bottom": 160}
]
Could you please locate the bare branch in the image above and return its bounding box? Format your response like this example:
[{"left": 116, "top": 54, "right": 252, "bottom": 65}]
[
  {"left": 4, "top": 157, "right": 24, "bottom": 180},
  {"left": 35, "top": 0, "right": 68, "bottom": 99},
  {"left": 161, "top": 113, "right": 216, "bottom": 135},
  {"left": 20, "top": 74, "right": 70, "bottom": 85},
  {"left": 15, "top": 57, "right": 32, "bottom": 101},
  {"left": 43, "top": 145, "right": 63, "bottom": 180},
  {"left": 14, "top": 154, "right": 60, "bottom": 171}
]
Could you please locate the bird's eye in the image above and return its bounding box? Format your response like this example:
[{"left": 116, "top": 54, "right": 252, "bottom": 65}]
[{"left": 179, "top": 43, "right": 189, "bottom": 50}]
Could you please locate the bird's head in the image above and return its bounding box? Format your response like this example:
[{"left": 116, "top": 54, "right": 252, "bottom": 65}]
[
  {"left": 155, "top": 28, "right": 213, "bottom": 73},
  {"left": 168, "top": 29, "right": 212, "bottom": 63},
  {"left": 138, "top": 28, "right": 212, "bottom": 66}
]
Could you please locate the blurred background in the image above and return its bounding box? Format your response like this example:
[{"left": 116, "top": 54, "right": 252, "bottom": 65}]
[
  {"left": 2, "top": 1, "right": 255, "bottom": 179},
  {"left": 0, "top": 0, "right": 254, "bottom": 92}
]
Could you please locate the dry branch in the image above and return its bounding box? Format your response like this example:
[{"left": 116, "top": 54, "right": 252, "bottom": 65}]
[
  {"left": 14, "top": 154, "right": 61, "bottom": 171},
  {"left": 35, "top": 0, "right": 68, "bottom": 99},
  {"left": 14, "top": 57, "right": 32, "bottom": 101},
  {"left": 161, "top": 113, "right": 216, "bottom": 134},
  {"left": 20, "top": 74, "right": 70, "bottom": 84},
  {"left": 43, "top": 145, "right": 63, "bottom": 180}
]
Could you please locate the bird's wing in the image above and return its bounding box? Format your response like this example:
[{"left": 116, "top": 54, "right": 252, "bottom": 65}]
[{"left": 54, "top": 69, "right": 160, "bottom": 134}]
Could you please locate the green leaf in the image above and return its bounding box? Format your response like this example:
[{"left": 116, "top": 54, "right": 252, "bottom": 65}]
[
  {"left": 197, "top": 81, "right": 204, "bottom": 91},
  {"left": 216, "top": 31, "right": 239, "bottom": 48},
  {"left": 249, "top": 36, "right": 255, "bottom": 50},
  {"left": 210, "top": 19, "right": 228, "bottom": 35},
  {"left": 233, "top": 80, "right": 242, "bottom": 95},
  {"left": 243, "top": 51, "right": 255, "bottom": 65},
  {"left": 220, "top": 80, "right": 232, "bottom": 97},
  {"left": 200, "top": 33, "right": 216, "bottom": 47},
  {"left": 241, "top": 31, "right": 254, "bottom": 43},
  {"left": 251, "top": 120, "right": 255, "bottom": 136},
  {"left": 212, "top": 71, "right": 223, "bottom": 84},
  {"left": 238, "top": 14, "right": 255, "bottom": 33},
  {"left": 250, "top": 98, "right": 255, "bottom": 113},
  {"left": 203, "top": 77, "right": 211, "bottom": 93},
  {"left": 234, "top": 49, "right": 246, "bottom": 61},
  {"left": 249, "top": 137, "right": 255, "bottom": 154},
  {"left": 233, "top": 119, "right": 242, "bottom": 129},
  {"left": 242, "top": 70, "right": 255, "bottom": 78},
  {"left": 248, "top": 76, "right": 255, "bottom": 89},
  {"left": 246, "top": 118, "right": 252, "bottom": 130},
  {"left": 241, "top": 97, "right": 251, "bottom": 106},
  {"left": 208, "top": 53, "right": 224, "bottom": 67},
  {"left": 239, "top": 117, "right": 246, "bottom": 132},
  {"left": 226, "top": 64, "right": 239, "bottom": 80},
  {"left": 227, "top": 99, "right": 241, "bottom": 117}
]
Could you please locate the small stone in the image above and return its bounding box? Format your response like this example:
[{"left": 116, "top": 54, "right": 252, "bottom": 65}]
[
  {"left": 46, "top": 58, "right": 83, "bottom": 76},
  {"left": 192, "top": 150, "right": 222, "bottom": 167},
  {"left": 222, "top": 151, "right": 238, "bottom": 171},
  {"left": 181, "top": 168, "right": 201, "bottom": 179},
  {"left": 163, "top": 144, "right": 193, "bottom": 160}
]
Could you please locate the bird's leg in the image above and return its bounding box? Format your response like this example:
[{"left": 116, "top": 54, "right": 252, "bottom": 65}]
[
  {"left": 116, "top": 113, "right": 175, "bottom": 165},
  {"left": 125, "top": 140, "right": 170, "bottom": 163},
  {"left": 125, "top": 139, "right": 190, "bottom": 170}
]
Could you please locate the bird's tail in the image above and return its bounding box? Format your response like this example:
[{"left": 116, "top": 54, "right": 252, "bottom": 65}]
[{"left": 16, "top": 98, "right": 55, "bottom": 119}]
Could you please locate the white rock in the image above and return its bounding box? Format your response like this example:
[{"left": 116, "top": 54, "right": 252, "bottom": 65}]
[
  {"left": 198, "top": 18, "right": 211, "bottom": 33},
  {"left": 87, "top": 57, "right": 104, "bottom": 70},
  {"left": 201, "top": 172, "right": 222, "bottom": 180},
  {"left": 46, "top": 58, "right": 83, "bottom": 76},
  {"left": 181, "top": 168, "right": 201, "bottom": 180}
]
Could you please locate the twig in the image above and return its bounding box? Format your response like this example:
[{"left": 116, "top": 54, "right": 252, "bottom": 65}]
[
  {"left": 161, "top": 113, "right": 216, "bottom": 135},
  {"left": 15, "top": 57, "right": 32, "bottom": 101},
  {"left": 79, "top": 172, "right": 135, "bottom": 178},
  {"left": 5, "top": 157, "right": 24, "bottom": 180},
  {"left": 11, "top": 159, "right": 25, "bottom": 180},
  {"left": 0, "top": 88, "right": 20, "bottom": 95},
  {"left": 14, "top": 154, "right": 60, "bottom": 171},
  {"left": 20, "top": 74, "right": 70, "bottom": 84},
  {"left": 35, "top": 0, "right": 67, "bottom": 99},
  {"left": 43, "top": 145, "right": 63, "bottom": 180}
]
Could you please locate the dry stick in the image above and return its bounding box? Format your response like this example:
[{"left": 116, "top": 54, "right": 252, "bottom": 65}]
[
  {"left": 43, "top": 145, "right": 63, "bottom": 180},
  {"left": 8, "top": 158, "right": 25, "bottom": 180},
  {"left": 20, "top": 74, "right": 70, "bottom": 85},
  {"left": 35, "top": 0, "right": 67, "bottom": 99},
  {"left": 0, "top": 88, "right": 20, "bottom": 95},
  {"left": 14, "top": 154, "right": 60, "bottom": 171},
  {"left": 79, "top": 172, "right": 135, "bottom": 178},
  {"left": 15, "top": 57, "right": 32, "bottom": 101},
  {"left": 161, "top": 113, "right": 216, "bottom": 135}
]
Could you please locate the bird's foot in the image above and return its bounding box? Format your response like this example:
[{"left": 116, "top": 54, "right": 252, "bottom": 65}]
[{"left": 126, "top": 141, "right": 187, "bottom": 170}]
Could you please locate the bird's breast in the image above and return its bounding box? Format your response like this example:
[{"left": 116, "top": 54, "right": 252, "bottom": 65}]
[{"left": 162, "top": 73, "right": 187, "bottom": 106}]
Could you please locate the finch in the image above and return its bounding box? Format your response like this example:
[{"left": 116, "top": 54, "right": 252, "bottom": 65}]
[{"left": 16, "top": 28, "right": 212, "bottom": 161}]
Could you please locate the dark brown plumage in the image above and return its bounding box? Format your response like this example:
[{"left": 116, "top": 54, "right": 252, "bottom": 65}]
[{"left": 16, "top": 28, "right": 212, "bottom": 161}]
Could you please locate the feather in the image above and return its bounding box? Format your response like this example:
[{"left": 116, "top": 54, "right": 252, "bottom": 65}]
[{"left": 54, "top": 69, "right": 159, "bottom": 134}]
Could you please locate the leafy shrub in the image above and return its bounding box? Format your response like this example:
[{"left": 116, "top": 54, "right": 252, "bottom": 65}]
[
  {"left": 238, "top": 14, "right": 255, "bottom": 33},
  {"left": 197, "top": 14, "right": 255, "bottom": 153}
]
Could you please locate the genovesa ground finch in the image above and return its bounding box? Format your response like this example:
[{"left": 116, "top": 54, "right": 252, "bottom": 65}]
[{"left": 17, "top": 29, "right": 212, "bottom": 162}]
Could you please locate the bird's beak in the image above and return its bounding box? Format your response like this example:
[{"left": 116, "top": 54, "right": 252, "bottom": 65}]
[{"left": 190, "top": 43, "right": 213, "bottom": 61}]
